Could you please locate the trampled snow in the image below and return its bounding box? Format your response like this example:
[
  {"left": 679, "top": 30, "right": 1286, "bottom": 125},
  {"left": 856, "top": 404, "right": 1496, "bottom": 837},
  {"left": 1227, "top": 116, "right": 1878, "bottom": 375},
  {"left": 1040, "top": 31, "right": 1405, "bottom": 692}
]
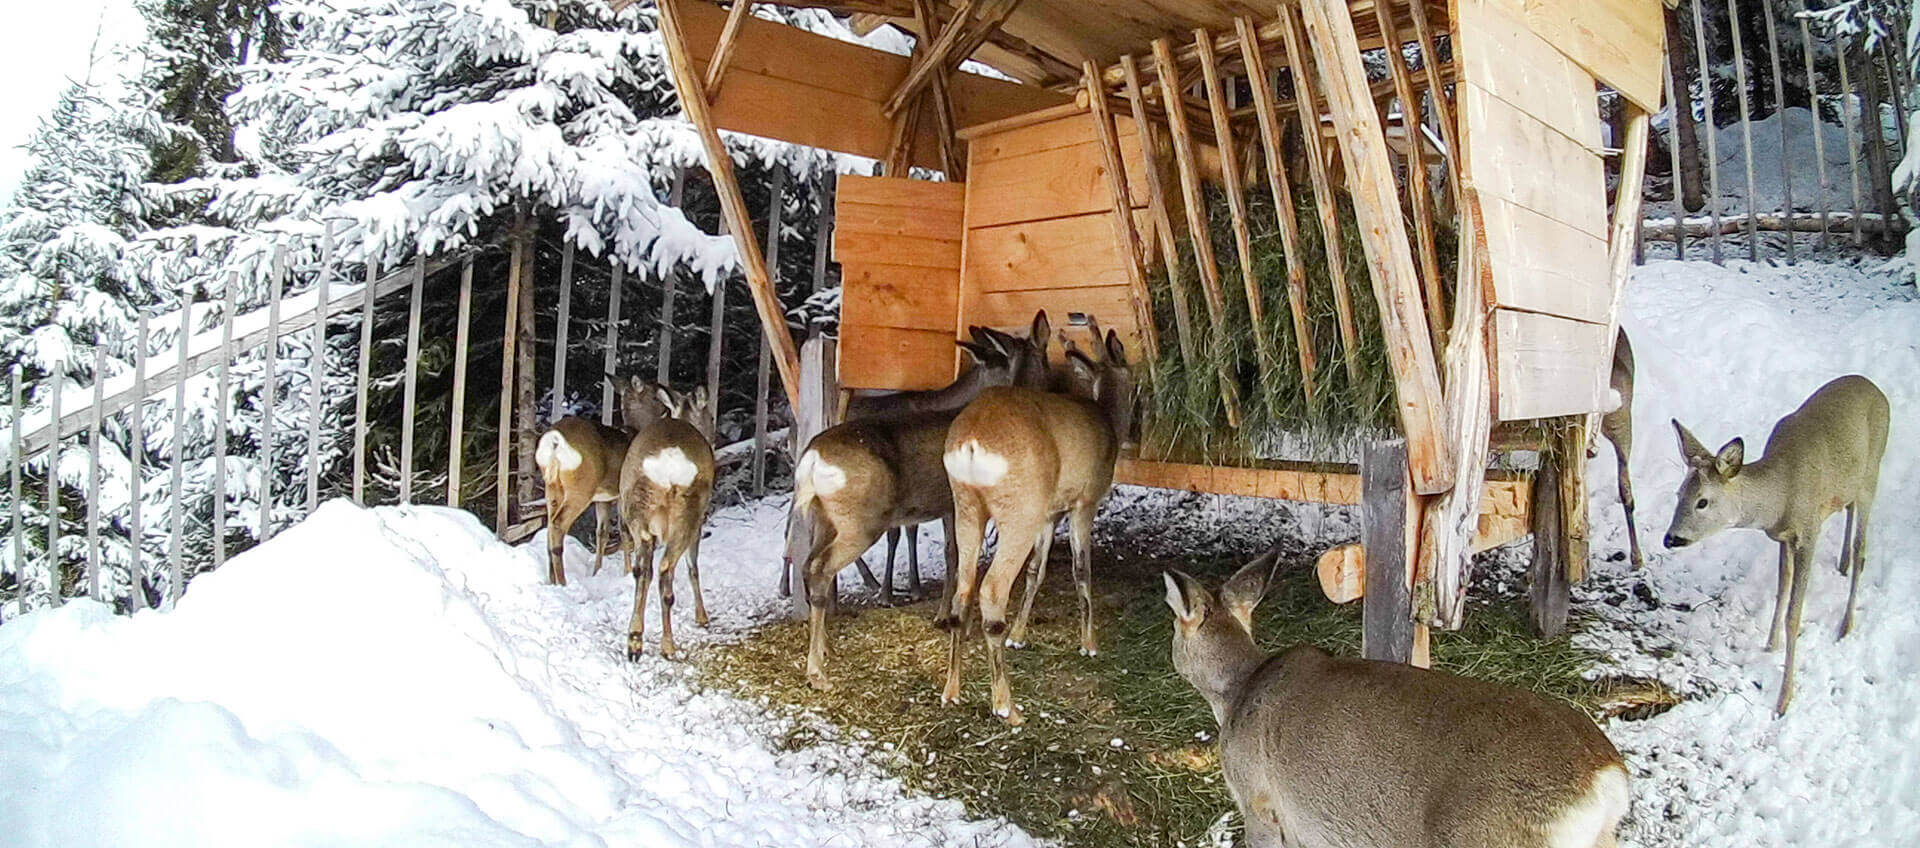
[{"left": 0, "top": 500, "right": 1031, "bottom": 847}]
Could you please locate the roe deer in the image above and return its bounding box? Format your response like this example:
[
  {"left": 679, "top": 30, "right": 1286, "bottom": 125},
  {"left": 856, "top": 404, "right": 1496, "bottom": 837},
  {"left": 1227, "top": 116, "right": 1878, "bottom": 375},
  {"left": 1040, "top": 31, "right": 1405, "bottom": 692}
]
[
  {"left": 938, "top": 321, "right": 1133, "bottom": 724},
  {"left": 1590, "top": 329, "right": 1646, "bottom": 569},
  {"left": 533, "top": 377, "right": 667, "bottom": 585},
  {"left": 1664, "top": 374, "right": 1889, "bottom": 714},
  {"left": 1165, "top": 553, "right": 1629, "bottom": 848},
  {"left": 789, "top": 326, "right": 1050, "bottom": 689},
  {"left": 620, "top": 384, "right": 717, "bottom": 660}
]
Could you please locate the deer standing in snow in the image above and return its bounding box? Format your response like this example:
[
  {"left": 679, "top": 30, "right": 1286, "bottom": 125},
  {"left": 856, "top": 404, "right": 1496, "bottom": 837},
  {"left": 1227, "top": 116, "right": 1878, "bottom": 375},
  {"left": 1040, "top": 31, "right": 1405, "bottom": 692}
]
[
  {"left": 620, "top": 385, "right": 716, "bottom": 660},
  {"left": 938, "top": 321, "right": 1133, "bottom": 724},
  {"left": 1664, "top": 374, "right": 1888, "bottom": 714},
  {"left": 534, "top": 377, "right": 668, "bottom": 585},
  {"left": 1164, "top": 552, "right": 1630, "bottom": 848},
  {"left": 1590, "top": 329, "right": 1646, "bottom": 569},
  {"left": 789, "top": 322, "right": 1050, "bottom": 689}
]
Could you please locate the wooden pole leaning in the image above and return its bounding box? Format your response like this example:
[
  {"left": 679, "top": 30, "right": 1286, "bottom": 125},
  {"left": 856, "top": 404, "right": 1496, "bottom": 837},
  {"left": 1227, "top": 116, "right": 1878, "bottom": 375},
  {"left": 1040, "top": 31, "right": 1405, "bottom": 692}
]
[
  {"left": 449, "top": 255, "right": 474, "bottom": 506},
  {"left": 1193, "top": 34, "right": 1274, "bottom": 389},
  {"left": 1237, "top": 18, "right": 1318, "bottom": 402},
  {"left": 659, "top": 0, "right": 802, "bottom": 408},
  {"left": 1082, "top": 61, "right": 1161, "bottom": 368},
  {"left": 1277, "top": 5, "right": 1364, "bottom": 391}
]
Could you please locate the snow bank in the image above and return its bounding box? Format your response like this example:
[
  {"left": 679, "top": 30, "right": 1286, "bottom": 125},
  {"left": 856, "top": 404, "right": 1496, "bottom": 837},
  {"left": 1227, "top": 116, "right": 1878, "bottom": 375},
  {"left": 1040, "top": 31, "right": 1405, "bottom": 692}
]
[
  {"left": 1586, "top": 258, "right": 1920, "bottom": 844},
  {"left": 0, "top": 500, "right": 1030, "bottom": 847}
]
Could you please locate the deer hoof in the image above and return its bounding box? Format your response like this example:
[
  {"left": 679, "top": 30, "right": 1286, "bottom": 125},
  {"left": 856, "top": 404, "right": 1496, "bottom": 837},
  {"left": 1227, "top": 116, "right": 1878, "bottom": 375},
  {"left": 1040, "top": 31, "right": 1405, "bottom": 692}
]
[
  {"left": 994, "top": 703, "right": 1024, "bottom": 726},
  {"left": 807, "top": 672, "right": 835, "bottom": 692},
  {"left": 1079, "top": 646, "right": 1099, "bottom": 658},
  {"left": 696, "top": 611, "right": 711, "bottom": 628},
  {"left": 1006, "top": 639, "right": 1027, "bottom": 650}
]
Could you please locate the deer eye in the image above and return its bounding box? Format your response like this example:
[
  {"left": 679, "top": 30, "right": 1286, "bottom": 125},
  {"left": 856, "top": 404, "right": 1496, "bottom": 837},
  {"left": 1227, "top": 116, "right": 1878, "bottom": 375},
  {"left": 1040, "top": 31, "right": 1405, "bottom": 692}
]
[{"left": 1696, "top": 498, "right": 1709, "bottom": 510}]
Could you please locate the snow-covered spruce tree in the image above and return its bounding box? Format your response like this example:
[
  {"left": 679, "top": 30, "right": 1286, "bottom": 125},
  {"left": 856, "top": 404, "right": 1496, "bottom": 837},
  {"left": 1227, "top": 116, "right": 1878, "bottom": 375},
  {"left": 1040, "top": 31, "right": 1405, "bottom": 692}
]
[{"left": 138, "top": 0, "right": 288, "bottom": 186}]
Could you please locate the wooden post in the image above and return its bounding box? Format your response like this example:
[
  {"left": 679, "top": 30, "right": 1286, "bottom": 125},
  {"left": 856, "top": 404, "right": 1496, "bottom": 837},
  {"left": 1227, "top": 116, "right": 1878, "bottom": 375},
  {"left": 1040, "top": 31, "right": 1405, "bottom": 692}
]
[
  {"left": 703, "top": 0, "right": 754, "bottom": 98},
  {"left": 45, "top": 366, "right": 61, "bottom": 604},
  {"left": 497, "top": 226, "right": 526, "bottom": 533},
  {"left": 1857, "top": 46, "right": 1899, "bottom": 252},
  {"left": 811, "top": 176, "right": 833, "bottom": 296},
  {"left": 1557, "top": 422, "right": 1591, "bottom": 583},
  {"left": 127, "top": 316, "right": 148, "bottom": 609},
  {"left": 354, "top": 261, "right": 375, "bottom": 503},
  {"left": 705, "top": 212, "right": 729, "bottom": 440},
  {"left": 1152, "top": 37, "right": 1243, "bottom": 428},
  {"left": 553, "top": 242, "right": 575, "bottom": 420},
  {"left": 449, "top": 256, "right": 474, "bottom": 506},
  {"left": 1529, "top": 444, "right": 1570, "bottom": 637},
  {"left": 1762, "top": 0, "right": 1793, "bottom": 264},
  {"left": 658, "top": 168, "right": 684, "bottom": 385},
  {"left": 1585, "top": 107, "right": 1652, "bottom": 446},
  {"left": 911, "top": 0, "right": 967, "bottom": 179},
  {"left": 400, "top": 254, "right": 425, "bottom": 504},
  {"left": 308, "top": 223, "right": 333, "bottom": 512},
  {"left": 784, "top": 335, "right": 836, "bottom": 619},
  {"left": 1360, "top": 438, "right": 1415, "bottom": 664},
  {"left": 1663, "top": 59, "right": 1688, "bottom": 259},
  {"left": 1239, "top": 20, "right": 1318, "bottom": 401},
  {"left": 1801, "top": 15, "right": 1831, "bottom": 251},
  {"left": 215, "top": 278, "right": 236, "bottom": 569},
  {"left": 1369, "top": 0, "right": 1447, "bottom": 353},
  {"left": 1837, "top": 37, "right": 1865, "bottom": 246},
  {"left": 601, "top": 264, "right": 623, "bottom": 424},
  {"left": 1691, "top": 0, "right": 1725, "bottom": 263},
  {"left": 86, "top": 345, "right": 104, "bottom": 601},
  {"left": 515, "top": 233, "right": 538, "bottom": 514},
  {"left": 1193, "top": 35, "right": 1274, "bottom": 384},
  {"left": 659, "top": 0, "right": 803, "bottom": 408},
  {"left": 1299, "top": 0, "right": 1453, "bottom": 494},
  {"left": 1120, "top": 54, "right": 1199, "bottom": 367},
  {"left": 1415, "top": 186, "right": 1491, "bottom": 631},
  {"left": 261, "top": 246, "right": 284, "bottom": 540},
  {"left": 1403, "top": 0, "right": 1462, "bottom": 201},
  {"left": 1277, "top": 7, "right": 1364, "bottom": 389},
  {"left": 9, "top": 368, "right": 23, "bottom": 599},
  {"left": 1082, "top": 61, "right": 1161, "bottom": 364},
  {"left": 754, "top": 165, "right": 786, "bottom": 495},
  {"left": 1726, "top": 0, "right": 1759, "bottom": 261},
  {"left": 169, "top": 287, "right": 195, "bottom": 599}
]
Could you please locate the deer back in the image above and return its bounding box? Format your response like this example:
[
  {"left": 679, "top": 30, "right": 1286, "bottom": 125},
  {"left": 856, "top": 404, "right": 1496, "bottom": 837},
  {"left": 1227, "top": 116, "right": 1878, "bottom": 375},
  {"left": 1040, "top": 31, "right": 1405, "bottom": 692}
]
[
  {"left": 620, "top": 417, "right": 716, "bottom": 540},
  {"left": 799, "top": 409, "right": 959, "bottom": 531},
  {"left": 538, "top": 416, "right": 635, "bottom": 498}
]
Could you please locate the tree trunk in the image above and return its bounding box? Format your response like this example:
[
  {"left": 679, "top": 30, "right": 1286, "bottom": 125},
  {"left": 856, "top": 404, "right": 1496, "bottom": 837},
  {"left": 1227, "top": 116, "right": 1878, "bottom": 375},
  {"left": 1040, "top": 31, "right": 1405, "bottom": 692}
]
[{"left": 1668, "top": 7, "right": 1707, "bottom": 213}]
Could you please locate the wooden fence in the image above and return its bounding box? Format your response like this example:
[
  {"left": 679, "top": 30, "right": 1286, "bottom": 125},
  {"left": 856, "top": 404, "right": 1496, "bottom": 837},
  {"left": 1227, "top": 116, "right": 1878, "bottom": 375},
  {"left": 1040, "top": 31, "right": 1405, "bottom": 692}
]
[{"left": 3, "top": 166, "right": 830, "bottom": 615}]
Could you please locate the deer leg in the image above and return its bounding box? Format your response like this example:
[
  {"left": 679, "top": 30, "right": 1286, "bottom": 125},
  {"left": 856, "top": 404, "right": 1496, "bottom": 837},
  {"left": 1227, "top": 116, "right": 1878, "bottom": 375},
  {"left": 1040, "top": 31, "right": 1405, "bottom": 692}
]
[
  {"left": 657, "top": 535, "right": 691, "bottom": 660},
  {"left": 1068, "top": 503, "right": 1098, "bottom": 657},
  {"left": 1008, "top": 520, "right": 1054, "bottom": 649},
  {"left": 979, "top": 512, "right": 1042, "bottom": 726},
  {"left": 941, "top": 495, "right": 987, "bottom": 706},
  {"left": 626, "top": 534, "right": 657, "bottom": 661},
  {"left": 906, "top": 523, "right": 923, "bottom": 597},
  {"left": 801, "top": 521, "right": 842, "bottom": 690},
  {"left": 1614, "top": 445, "right": 1644, "bottom": 570},
  {"left": 1777, "top": 540, "right": 1815, "bottom": 715},
  {"left": 546, "top": 485, "right": 579, "bottom": 586},
  {"left": 593, "top": 501, "right": 612, "bottom": 576},
  {"left": 1767, "top": 540, "right": 1793, "bottom": 652},
  {"left": 882, "top": 527, "right": 900, "bottom": 606},
  {"left": 1841, "top": 501, "right": 1872, "bottom": 639},
  {"left": 687, "top": 532, "right": 710, "bottom": 628},
  {"left": 1837, "top": 505, "right": 1855, "bottom": 577}
]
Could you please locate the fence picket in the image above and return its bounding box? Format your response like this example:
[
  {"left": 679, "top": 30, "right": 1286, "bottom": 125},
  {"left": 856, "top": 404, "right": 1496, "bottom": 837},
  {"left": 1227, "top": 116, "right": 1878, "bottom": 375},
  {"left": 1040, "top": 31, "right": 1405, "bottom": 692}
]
[{"left": 128, "top": 316, "right": 148, "bottom": 609}]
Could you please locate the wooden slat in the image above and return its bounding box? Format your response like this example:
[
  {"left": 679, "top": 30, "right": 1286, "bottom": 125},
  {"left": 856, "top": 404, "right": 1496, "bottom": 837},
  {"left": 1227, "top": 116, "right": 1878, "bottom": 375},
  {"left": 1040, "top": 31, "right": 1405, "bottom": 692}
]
[
  {"left": 450, "top": 256, "right": 473, "bottom": 506},
  {"left": 1519, "top": 0, "right": 1665, "bottom": 112},
  {"left": 128, "top": 316, "right": 148, "bottom": 608},
  {"left": 1083, "top": 60, "right": 1159, "bottom": 360},
  {"left": 967, "top": 285, "right": 1139, "bottom": 346},
  {"left": 1195, "top": 30, "right": 1275, "bottom": 385},
  {"left": 1278, "top": 6, "right": 1363, "bottom": 390},
  {"left": 836, "top": 173, "right": 967, "bottom": 211},
  {"left": 497, "top": 231, "right": 524, "bottom": 531},
  {"left": 834, "top": 230, "right": 962, "bottom": 269},
  {"left": 306, "top": 223, "right": 333, "bottom": 512},
  {"left": 214, "top": 278, "right": 236, "bottom": 568},
  {"left": 839, "top": 264, "right": 962, "bottom": 331},
  {"left": 1301, "top": 0, "right": 1451, "bottom": 495},
  {"left": 1490, "top": 309, "right": 1611, "bottom": 420},
  {"left": 1238, "top": 19, "right": 1317, "bottom": 401},
  {"left": 1120, "top": 54, "right": 1199, "bottom": 366},
  {"left": 400, "top": 254, "right": 424, "bottom": 504},
  {"left": 1371, "top": 0, "right": 1446, "bottom": 354},
  {"left": 704, "top": 0, "right": 755, "bottom": 97},
  {"left": 355, "top": 262, "right": 374, "bottom": 504},
  {"left": 835, "top": 199, "right": 967, "bottom": 241},
  {"left": 1582, "top": 106, "right": 1651, "bottom": 440},
  {"left": 1454, "top": 0, "right": 1605, "bottom": 149},
  {"left": 964, "top": 212, "right": 1125, "bottom": 294},
  {"left": 1479, "top": 195, "right": 1610, "bottom": 323},
  {"left": 1456, "top": 82, "right": 1607, "bottom": 238},
  {"left": 678, "top": 0, "right": 1069, "bottom": 170},
  {"left": 964, "top": 133, "right": 1149, "bottom": 227},
  {"left": 837, "top": 325, "right": 958, "bottom": 390}
]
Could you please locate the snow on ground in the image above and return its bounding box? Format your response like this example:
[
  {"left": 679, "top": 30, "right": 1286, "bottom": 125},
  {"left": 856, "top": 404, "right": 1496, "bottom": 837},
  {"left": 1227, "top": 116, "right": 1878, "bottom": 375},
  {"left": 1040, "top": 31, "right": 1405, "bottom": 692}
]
[
  {"left": 1584, "top": 256, "right": 1920, "bottom": 845},
  {"left": 0, "top": 499, "right": 1032, "bottom": 847}
]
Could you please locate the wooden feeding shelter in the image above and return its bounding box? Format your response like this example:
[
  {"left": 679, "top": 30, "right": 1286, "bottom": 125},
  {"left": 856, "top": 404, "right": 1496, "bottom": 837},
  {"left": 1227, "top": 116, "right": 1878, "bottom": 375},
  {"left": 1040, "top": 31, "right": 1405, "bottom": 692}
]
[{"left": 636, "top": 0, "right": 1665, "bottom": 656}]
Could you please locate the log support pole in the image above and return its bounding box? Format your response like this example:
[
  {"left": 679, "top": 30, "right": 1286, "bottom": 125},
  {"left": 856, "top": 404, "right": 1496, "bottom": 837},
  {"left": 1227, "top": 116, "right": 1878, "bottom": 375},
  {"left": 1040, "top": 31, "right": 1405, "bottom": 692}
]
[{"left": 1360, "top": 438, "right": 1425, "bottom": 666}]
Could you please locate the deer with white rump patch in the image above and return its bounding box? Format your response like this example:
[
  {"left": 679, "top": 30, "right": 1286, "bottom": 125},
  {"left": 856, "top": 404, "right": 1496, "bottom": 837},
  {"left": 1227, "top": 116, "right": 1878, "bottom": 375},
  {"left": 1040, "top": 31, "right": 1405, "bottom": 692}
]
[
  {"left": 1165, "top": 552, "right": 1630, "bottom": 848},
  {"left": 1664, "top": 374, "right": 1888, "bottom": 714},
  {"left": 938, "top": 317, "right": 1133, "bottom": 724},
  {"left": 620, "top": 384, "right": 716, "bottom": 660},
  {"left": 1590, "top": 329, "right": 1646, "bottom": 569},
  {"left": 533, "top": 377, "right": 669, "bottom": 586}
]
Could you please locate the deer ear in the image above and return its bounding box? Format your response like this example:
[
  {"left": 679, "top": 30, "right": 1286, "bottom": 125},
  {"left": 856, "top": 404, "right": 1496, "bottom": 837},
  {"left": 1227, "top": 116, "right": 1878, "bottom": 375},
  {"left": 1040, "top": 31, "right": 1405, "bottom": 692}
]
[
  {"left": 1714, "top": 437, "right": 1744, "bottom": 477},
  {"left": 956, "top": 339, "right": 990, "bottom": 364},
  {"left": 1104, "top": 329, "right": 1126, "bottom": 365},
  {"left": 1163, "top": 570, "right": 1206, "bottom": 627},
  {"left": 1030, "top": 310, "right": 1051, "bottom": 346},
  {"left": 1672, "top": 419, "right": 1711, "bottom": 467},
  {"left": 655, "top": 386, "right": 680, "bottom": 416},
  {"left": 1220, "top": 549, "right": 1277, "bottom": 633}
]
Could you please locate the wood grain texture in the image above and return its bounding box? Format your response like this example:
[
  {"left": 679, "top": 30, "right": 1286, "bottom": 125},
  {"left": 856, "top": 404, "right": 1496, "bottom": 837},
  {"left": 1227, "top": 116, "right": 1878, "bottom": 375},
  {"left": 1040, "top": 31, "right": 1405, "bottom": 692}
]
[
  {"left": 1238, "top": 17, "right": 1317, "bottom": 401},
  {"left": 1278, "top": 6, "right": 1363, "bottom": 390},
  {"left": 1360, "top": 438, "right": 1416, "bottom": 664},
  {"left": 1455, "top": 0, "right": 1605, "bottom": 147},
  {"left": 964, "top": 132, "right": 1150, "bottom": 227},
  {"left": 1479, "top": 195, "right": 1610, "bottom": 323},
  {"left": 1083, "top": 61, "right": 1160, "bottom": 358},
  {"left": 840, "top": 264, "right": 963, "bottom": 331},
  {"left": 1521, "top": 0, "right": 1665, "bottom": 112},
  {"left": 836, "top": 325, "right": 959, "bottom": 390},
  {"left": 1456, "top": 82, "right": 1608, "bottom": 239},
  {"left": 1195, "top": 29, "right": 1275, "bottom": 384},
  {"left": 1490, "top": 309, "right": 1611, "bottom": 420}
]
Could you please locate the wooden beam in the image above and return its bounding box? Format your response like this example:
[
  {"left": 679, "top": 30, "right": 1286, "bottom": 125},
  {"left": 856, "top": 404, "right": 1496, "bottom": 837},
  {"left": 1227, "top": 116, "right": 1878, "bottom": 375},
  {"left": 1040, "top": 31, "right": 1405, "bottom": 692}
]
[
  {"left": 1583, "top": 106, "right": 1649, "bottom": 443},
  {"left": 1277, "top": 6, "right": 1363, "bottom": 391},
  {"left": 497, "top": 227, "right": 525, "bottom": 533},
  {"left": 1298, "top": 0, "right": 1451, "bottom": 495},
  {"left": 912, "top": 0, "right": 966, "bottom": 178},
  {"left": 703, "top": 0, "right": 755, "bottom": 99},
  {"left": 883, "top": 0, "right": 984, "bottom": 118},
  {"left": 1152, "top": 36, "right": 1240, "bottom": 428},
  {"left": 1083, "top": 61, "right": 1160, "bottom": 364},
  {"left": 659, "top": 0, "right": 804, "bottom": 409},
  {"left": 1237, "top": 18, "right": 1317, "bottom": 402},
  {"left": 1405, "top": 0, "right": 1462, "bottom": 204},
  {"left": 1529, "top": 438, "right": 1570, "bottom": 637},
  {"left": 1371, "top": 0, "right": 1446, "bottom": 355},
  {"left": 1194, "top": 30, "right": 1276, "bottom": 391},
  {"left": 1360, "top": 437, "right": 1416, "bottom": 664},
  {"left": 1120, "top": 55, "right": 1198, "bottom": 367}
]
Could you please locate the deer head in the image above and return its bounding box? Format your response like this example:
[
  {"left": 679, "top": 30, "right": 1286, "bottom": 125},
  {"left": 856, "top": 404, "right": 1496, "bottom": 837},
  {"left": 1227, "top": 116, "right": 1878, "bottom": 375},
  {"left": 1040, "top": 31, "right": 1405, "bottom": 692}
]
[
  {"left": 1663, "top": 419, "right": 1746, "bottom": 548},
  {"left": 1164, "top": 548, "right": 1279, "bottom": 722}
]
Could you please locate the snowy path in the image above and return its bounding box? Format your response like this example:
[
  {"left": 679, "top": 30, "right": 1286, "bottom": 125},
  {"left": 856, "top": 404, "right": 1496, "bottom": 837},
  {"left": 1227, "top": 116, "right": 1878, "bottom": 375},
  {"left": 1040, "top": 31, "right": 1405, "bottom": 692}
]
[
  {"left": 0, "top": 500, "right": 1031, "bottom": 847},
  {"left": 1585, "top": 258, "right": 1920, "bottom": 845}
]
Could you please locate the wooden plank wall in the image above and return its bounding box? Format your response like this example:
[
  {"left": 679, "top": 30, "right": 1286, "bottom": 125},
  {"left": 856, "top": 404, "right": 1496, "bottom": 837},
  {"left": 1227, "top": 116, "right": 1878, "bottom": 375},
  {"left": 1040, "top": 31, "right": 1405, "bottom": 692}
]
[
  {"left": 676, "top": 1, "right": 1069, "bottom": 171},
  {"left": 959, "top": 109, "right": 1154, "bottom": 360},
  {"left": 834, "top": 175, "right": 967, "bottom": 390},
  {"left": 1457, "top": 0, "right": 1616, "bottom": 421}
]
